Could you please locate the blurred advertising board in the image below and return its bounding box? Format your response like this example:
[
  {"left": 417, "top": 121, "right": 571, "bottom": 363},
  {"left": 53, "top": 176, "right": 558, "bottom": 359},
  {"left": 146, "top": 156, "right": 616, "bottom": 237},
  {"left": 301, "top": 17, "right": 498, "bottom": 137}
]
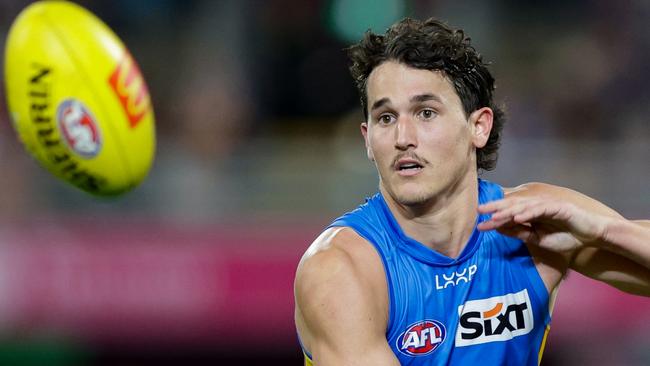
[{"left": 0, "top": 219, "right": 648, "bottom": 351}]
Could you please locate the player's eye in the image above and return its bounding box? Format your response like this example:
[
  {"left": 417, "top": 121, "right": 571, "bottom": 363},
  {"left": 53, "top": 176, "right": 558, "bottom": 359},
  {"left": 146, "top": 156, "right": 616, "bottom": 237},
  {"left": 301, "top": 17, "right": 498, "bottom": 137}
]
[
  {"left": 377, "top": 114, "right": 396, "bottom": 125},
  {"left": 417, "top": 109, "right": 437, "bottom": 120}
]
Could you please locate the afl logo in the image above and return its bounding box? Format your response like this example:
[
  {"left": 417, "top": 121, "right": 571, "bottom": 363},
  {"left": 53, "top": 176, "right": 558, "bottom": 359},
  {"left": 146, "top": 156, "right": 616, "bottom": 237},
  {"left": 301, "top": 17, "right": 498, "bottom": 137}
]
[
  {"left": 56, "top": 99, "right": 102, "bottom": 158},
  {"left": 396, "top": 319, "right": 446, "bottom": 357}
]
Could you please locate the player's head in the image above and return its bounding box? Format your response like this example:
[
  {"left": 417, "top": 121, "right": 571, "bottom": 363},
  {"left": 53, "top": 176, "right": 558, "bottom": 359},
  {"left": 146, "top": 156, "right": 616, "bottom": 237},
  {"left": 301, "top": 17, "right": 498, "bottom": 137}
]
[{"left": 347, "top": 17, "right": 504, "bottom": 172}]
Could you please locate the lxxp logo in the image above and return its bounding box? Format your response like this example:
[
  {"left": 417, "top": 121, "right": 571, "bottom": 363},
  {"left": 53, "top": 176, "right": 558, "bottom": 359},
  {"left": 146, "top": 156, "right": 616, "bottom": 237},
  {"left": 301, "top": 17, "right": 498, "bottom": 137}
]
[
  {"left": 435, "top": 264, "right": 477, "bottom": 290},
  {"left": 455, "top": 289, "right": 534, "bottom": 347}
]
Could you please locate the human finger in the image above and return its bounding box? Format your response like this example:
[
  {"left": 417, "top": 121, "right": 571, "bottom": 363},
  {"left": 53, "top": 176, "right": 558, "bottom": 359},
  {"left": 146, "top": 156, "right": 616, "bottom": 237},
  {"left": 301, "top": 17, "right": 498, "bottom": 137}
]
[
  {"left": 477, "top": 199, "right": 512, "bottom": 214},
  {"left": 487, "top": 198, "right": 541, "bottom": 222},
  {"left": 511, "top": 200, "right": 566, "bottom": 224},
  {"left": 477, "top": 216, "right": 514, "bottom": 231},
  {"left": 496, "top": 224, "right": 538, "bottom": 244}
]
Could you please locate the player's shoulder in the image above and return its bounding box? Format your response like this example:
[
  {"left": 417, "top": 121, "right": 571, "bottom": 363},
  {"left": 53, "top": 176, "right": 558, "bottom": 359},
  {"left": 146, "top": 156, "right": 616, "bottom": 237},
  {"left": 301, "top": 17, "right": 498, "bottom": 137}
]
[
  {"left": 296, "top": 227, "right": 380, "bottom": 289},
  {"left": 296, "top": 227, "right": 357, "bottom": 285},
  {"left": 295, "top": 227, "right": 392, "bottom": 361},
  {"left": 295, "top": 226, "right": 388, "bottom": 330},
  {"left": 295, "top": 226, "right": 388, "bottom": 308}
]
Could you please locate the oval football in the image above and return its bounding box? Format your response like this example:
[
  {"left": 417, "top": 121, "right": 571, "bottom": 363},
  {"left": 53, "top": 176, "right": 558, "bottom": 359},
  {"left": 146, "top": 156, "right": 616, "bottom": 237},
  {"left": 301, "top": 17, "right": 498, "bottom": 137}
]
[{"left": 4, "top": 0, "right": 156, "bottom": 196}]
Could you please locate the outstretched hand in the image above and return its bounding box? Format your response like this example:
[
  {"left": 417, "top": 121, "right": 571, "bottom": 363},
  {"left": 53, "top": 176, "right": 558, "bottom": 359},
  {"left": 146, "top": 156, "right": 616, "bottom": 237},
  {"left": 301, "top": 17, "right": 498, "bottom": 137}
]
[{"left": 477, "top": 195, "right": 610, "bottom": 254}]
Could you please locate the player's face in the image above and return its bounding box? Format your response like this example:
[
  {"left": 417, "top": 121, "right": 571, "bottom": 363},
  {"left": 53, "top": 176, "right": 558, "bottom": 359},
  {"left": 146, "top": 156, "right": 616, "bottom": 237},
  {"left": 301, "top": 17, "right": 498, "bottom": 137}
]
[{"left": 361, "top": 61, "right": 487, "bottom": 207}]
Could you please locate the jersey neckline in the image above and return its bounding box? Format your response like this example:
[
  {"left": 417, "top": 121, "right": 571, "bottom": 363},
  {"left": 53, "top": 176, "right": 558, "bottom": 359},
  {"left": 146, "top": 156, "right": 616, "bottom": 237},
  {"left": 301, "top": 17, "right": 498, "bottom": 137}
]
[{"left": 374, "top": 179, "right": 494, "bottom": 266}]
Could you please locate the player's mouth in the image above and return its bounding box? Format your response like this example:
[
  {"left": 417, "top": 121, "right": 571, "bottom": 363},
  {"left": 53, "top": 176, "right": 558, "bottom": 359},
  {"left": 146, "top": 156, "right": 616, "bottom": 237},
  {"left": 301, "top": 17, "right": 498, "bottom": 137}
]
[{"left": 395, "top": 158, "right": 424, "bottom": 176}]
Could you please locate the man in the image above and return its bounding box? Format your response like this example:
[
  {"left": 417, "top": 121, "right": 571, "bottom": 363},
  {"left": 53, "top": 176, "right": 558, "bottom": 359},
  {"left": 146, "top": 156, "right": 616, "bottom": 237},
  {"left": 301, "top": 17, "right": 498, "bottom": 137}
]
[{"left": 294, "top": 18, "right": 650, "bottom": 365}]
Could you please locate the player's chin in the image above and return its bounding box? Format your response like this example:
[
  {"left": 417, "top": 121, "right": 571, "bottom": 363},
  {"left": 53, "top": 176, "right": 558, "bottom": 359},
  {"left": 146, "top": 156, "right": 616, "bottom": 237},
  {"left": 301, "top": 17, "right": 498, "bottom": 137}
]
[{"left": 392, "top": 184, "right": 433, "bottom": 206}]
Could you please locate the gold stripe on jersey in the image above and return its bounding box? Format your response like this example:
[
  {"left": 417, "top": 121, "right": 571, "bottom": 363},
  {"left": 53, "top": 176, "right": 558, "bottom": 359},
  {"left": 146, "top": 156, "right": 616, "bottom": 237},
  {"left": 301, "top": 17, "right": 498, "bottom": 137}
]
[
  {"left": 304, "top": 351, "right": 313, "bottom": 366},
  {"left": 538, "top": 324, "right": 551, "bottom": 365}
]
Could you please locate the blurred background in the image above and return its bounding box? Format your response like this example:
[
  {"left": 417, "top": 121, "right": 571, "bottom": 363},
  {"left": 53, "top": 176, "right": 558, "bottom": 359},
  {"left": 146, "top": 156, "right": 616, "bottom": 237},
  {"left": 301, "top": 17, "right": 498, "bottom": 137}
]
[{"left": 0, "top": 0, "right": 649, "bottom": 365}]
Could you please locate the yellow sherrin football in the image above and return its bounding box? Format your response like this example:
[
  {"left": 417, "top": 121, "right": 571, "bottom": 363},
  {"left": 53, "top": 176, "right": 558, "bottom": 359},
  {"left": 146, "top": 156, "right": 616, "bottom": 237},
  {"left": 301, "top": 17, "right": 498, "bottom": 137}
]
[{"left": 4, "top": 0, "right": 155, "bottom": 196}]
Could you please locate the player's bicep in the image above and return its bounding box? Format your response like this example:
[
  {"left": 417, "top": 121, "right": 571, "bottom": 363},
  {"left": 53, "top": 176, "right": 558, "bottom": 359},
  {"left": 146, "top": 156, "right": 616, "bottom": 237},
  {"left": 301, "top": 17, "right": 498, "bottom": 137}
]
[
  {"left": 295, "top": 247, "right": 399, "bottom": 366},
  {"left": 571, "top": 246, "right": 650, "bottom": 296}
]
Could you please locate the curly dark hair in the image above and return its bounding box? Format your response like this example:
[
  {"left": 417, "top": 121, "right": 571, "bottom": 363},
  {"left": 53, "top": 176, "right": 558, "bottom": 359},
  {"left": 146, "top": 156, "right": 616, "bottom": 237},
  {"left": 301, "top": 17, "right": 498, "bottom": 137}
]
[{"left": 347, "top": 18, "right": 505, "bottom": 171}]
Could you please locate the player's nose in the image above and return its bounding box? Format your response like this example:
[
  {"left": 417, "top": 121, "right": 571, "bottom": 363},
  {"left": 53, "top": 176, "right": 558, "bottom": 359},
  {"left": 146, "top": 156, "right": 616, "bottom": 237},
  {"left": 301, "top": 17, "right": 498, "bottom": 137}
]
[{"left": 394, "top": 117, "right": 418, "bottom": 150}]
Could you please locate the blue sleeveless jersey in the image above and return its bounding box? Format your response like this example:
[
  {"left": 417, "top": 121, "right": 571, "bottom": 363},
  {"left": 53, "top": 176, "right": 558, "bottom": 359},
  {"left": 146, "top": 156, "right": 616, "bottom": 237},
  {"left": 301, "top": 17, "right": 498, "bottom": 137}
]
[{"left": 303, "top": 179, "right": 551, "bottom": 365}]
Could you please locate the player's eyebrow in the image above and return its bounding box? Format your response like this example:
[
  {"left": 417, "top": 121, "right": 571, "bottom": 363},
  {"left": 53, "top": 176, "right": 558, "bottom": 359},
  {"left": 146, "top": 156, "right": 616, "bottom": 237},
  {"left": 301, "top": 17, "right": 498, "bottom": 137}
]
[
  {"left": 410, "top": 93, "right": 442, "bottom": 104},
  {"left": 370, "top": 94, "right": 443, "bottom": 113},
  {"left": 370, "top": 97, "right": 390, "bottom": 112}
]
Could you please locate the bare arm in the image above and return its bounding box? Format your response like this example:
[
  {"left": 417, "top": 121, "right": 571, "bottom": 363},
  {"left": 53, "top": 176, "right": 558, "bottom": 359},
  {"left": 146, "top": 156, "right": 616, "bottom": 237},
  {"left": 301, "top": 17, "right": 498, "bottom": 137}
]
[
  {"left": 599, "top": 219, "right": 650, "bottom": 268},
  {"left": 570, "top": 218, "right": 650, "bottom": 296},
  {"left": 294, "top": 228, "right": 400, "bottom": 366},
  {"left": 478, "top": 183, "right": 650, "bottom": 297}
]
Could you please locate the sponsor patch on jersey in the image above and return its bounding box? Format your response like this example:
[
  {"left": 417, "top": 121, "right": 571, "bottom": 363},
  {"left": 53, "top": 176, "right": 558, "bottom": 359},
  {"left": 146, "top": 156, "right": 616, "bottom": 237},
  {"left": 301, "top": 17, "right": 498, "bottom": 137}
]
[
  {"left": 455, "top": 289, "right": 534, "bottom": 347},
  {"left": 396, "top": 319, "right": 446, "bottom": 356},
  {"left": 435, "top": 264, "right": 478, "bottom": 290}
]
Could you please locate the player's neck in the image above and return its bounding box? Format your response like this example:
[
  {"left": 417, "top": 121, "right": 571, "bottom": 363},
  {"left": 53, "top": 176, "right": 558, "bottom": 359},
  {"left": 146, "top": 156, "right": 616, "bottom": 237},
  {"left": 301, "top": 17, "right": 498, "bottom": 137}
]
[{"left": 381, "top": 173, "right": 479, "bottom": 259}]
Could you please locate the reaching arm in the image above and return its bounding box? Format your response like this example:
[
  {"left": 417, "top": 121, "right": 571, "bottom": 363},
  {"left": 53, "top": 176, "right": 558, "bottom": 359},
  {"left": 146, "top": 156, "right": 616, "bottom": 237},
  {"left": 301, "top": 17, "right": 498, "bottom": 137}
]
[
  {"left": 478, "top": 183, "right": 650, "bottom": 297},
  {"left": 570, "top": 218, "right": 650, "bottom": 296},
  {"left": 294, "top": 228, "right": 400, "bottom": 366},
  {"left": 598, "top": 218, "right": 650, "bottom": 268}
]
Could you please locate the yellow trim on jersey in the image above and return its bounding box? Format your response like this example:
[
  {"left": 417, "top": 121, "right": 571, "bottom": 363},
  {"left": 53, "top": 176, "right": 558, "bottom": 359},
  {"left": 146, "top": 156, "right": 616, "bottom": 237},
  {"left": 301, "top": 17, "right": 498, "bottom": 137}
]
[
  {"left": 538, "top": 324, "right": 551, "bottom": 365},
  {"left": 539, "top": 280, "right": 559, "bottom": 365},
  {"left": 304, "top": 351, "right": 313, "bottom": 366}
]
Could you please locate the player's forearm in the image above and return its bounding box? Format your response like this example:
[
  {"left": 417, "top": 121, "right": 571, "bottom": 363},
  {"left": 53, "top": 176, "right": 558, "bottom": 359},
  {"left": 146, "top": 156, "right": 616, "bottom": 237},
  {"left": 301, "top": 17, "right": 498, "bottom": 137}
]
[
  {"left": 633, "top": 220, "right": 650, "bottom": 228},
  {"left": 598, "top": 218, "right": 650, "bottom": 269}
]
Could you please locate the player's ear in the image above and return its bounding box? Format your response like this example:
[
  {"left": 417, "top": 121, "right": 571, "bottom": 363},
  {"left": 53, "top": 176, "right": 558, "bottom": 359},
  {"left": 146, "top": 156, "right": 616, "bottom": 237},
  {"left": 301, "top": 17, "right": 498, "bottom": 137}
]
[
  {"left": 360, "top": 122, "right": 374, "bottom": 161},
  {"left": 469, "top": 107, "right": 493, "bottom": 148}
]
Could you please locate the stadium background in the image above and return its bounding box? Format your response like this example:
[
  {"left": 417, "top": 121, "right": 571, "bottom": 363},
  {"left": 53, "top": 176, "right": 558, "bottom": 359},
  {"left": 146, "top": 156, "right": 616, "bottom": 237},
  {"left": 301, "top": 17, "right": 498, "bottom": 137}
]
[{"left": 0, "top": 0, "right": 649, "bottom": 365}]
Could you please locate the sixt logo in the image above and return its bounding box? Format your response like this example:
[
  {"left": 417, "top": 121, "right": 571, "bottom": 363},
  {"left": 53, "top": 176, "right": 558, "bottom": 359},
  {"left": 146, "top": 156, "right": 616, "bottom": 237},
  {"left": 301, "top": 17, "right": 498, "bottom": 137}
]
[
  {"left": 57, "top": 99, "right": 102, "bottom": 158},
  {"left": 435, "top": 264, "right": 477, "bottom": 290},
  {"left": 108, "top": 51, "right": 151, "bottom": 128},
  {"left": 455, "top": 289, "right": 534, "bottom": 347},
  {"left": 396, "top": 319, "right": 446, "bottom": 356}
]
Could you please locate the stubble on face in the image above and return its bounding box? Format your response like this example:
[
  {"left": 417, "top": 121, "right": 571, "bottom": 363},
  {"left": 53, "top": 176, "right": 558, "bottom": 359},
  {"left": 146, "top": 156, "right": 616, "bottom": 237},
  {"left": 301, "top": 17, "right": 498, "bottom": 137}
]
[{"left": 382, "top": 151, "right": 431, "bottom": 206}]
